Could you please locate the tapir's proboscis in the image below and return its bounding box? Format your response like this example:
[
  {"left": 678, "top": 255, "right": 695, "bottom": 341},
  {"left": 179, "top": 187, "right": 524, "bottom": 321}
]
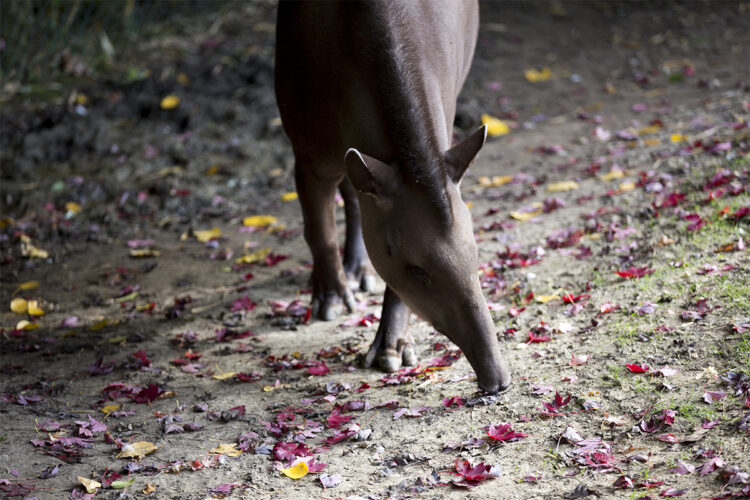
[{"left": 275, "top": 0, "right": 511, "bottom": 393}]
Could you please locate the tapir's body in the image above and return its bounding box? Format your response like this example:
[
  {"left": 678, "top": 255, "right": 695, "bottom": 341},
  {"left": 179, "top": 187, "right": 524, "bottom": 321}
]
[{"left": 275, "top": 0, "right": 511, "bottom": 393}]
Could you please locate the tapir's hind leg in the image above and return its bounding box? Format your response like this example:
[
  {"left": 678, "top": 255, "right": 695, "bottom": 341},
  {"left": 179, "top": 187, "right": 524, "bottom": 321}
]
[
  {"left": 295, "top": 160, "right": 355, "bottom": 321},
  {"left": 362, "top": 286, "right": 417, "bottom": 372},
  {"left": 339, "top": 178, "right": 376, "bottom": 292}
]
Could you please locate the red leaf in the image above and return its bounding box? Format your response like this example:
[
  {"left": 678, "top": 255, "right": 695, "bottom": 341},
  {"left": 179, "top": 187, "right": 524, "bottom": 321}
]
[
  {"left": 626, "top": 363, "right": 650, "bottom": 373},
  {"left": 616, "top": 267, "right": 654, "bottom": 279},
  {"left": 486, "top": 424, "right": 526, "bottom": 442}
]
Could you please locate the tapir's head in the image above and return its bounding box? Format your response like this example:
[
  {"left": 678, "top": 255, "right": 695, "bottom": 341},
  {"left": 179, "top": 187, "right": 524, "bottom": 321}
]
[{"left": 345, "top": 126, "right": 511, "bottom": 394}]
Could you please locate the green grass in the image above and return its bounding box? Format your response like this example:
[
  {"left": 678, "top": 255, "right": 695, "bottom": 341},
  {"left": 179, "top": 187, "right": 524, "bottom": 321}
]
[{"left": 733, "top": 330, "right": 750, "bottom": 375}]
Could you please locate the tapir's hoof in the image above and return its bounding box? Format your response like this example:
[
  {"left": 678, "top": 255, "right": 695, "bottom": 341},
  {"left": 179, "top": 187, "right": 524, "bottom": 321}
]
[
  {"left": 311, "top": 289, "right": 355, "bottom": 321},
  {"left": 372, "top": 345, "right": 416, "bottom": 372},
  {"left": 347, "top": 271, "right": 377, "bottom": 292}
]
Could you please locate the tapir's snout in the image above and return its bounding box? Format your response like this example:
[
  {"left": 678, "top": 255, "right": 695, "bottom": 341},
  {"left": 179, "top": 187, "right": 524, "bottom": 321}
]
[
  {"left": 434, "top": 301, "right": 512, "bottom": 395},
  {"left": 476, "top": 357, "right": 512, "bottom": 394}
]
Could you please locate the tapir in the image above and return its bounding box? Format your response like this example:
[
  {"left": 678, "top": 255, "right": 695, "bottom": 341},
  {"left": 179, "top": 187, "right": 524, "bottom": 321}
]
[{"left": 275, "top": 0, "right": 511, "bottom": 393}]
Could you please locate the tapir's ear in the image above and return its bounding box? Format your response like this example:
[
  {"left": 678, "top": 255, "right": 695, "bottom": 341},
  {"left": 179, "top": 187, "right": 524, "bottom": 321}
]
[
  {"left": 345, "top": 148, "right": 394, "bottom": 198},
  {"left": 444, "top": 125, "right": 487, "bottom": 184}
]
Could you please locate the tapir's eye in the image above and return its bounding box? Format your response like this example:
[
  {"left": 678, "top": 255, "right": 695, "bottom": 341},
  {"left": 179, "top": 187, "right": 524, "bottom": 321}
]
[{"left": 410, "top": 265, "right": 431, "bottom": 284}]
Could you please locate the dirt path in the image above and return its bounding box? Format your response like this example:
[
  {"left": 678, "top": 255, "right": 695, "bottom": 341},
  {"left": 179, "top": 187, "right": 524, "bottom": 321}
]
[{"left": 1, "top": 2, "right": 748, "bottom": 499}]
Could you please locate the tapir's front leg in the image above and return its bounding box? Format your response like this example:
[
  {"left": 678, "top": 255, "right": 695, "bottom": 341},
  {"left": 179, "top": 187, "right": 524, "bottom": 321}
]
[
  {"left": 362, "top": 286, "right": 417, "bottom": 372},
  {"left": 295, "top": 160, "right": 355, "bottom": 320}
]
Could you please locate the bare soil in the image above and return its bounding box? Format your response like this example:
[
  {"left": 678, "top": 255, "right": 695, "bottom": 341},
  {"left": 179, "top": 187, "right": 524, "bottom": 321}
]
[{"left": 1, "top": 2, "right": 749, "bottom": 499}]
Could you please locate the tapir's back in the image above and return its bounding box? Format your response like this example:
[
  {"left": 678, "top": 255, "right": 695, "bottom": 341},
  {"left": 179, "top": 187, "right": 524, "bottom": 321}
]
[{"left": 275, "top": 0, "right": 479, "bottom": 166}]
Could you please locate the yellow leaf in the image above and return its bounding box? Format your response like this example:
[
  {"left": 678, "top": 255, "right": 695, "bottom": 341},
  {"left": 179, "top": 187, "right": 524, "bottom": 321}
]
[
  {"left": 193, "top": 228, "right": 221, "bottom": 242},
  {"left": 524, "top": 67, "right": 552, "bottom": 82},
  {"left": 510, "top": 203, "right": 543, "bottom": 222},
  {"left": 242, "top": 215, "right": 278, "bottom": 227},
  {"left": 90, "top": 318, "right": 118, "bottom": 331},
  {"left": 117, "top": 441, "right": 158, "bottom": 459},
  {"left": 129, "top": 248, "right": 160, "bottom": 258},
  {"left": 143, "top": 483, "right": 157, "bottom": 495},
  {"left": 205, "top": 165, "right": 219, "bottom": 176},
  {"left": 281, "top": 192, "right": 298, "bottom": 202},
  {"left": 643, "top": 138, "right": 662, "bottom": 147},
  {"left": 670, "top": 133, "right": 684, "bottom": 143},
  {"left": 21, "top": 241, "right": 48, "bottom": 259},
  {"left": 547, "top": 181, "right": 579, "bottom": 192},
  {"left": 16, "top": 320, "right": 38, "bottom": 331},
  {"left": 212, "top": 371, "right": 237, "bottom": 381},
  {"left": 160, "top": 95, "right": 180, "bottom": 110},
  {"left": 535, "top": 295, "right": 560, "bottom": 304},
  {"left": 465, "top": 201, "right": 473, "bottom": 210},
  {"left": 27, "top": 300, "right": 44, "bottom": 316},
  {"left": 481, "top": 114, "right": 510, "bottom": 136},
  {"left": 74, "top": 94, "right": 88, "bottom": 105},
  {"left": 19, "top": 280, "right": 39, "bottom": 291},
  {"left": 107, "top": 335, "right": 128, "bottom": 343},
  {"left": 10, "top": 298, "right": 27, "bottom": 314},
  {"left": 210, "top": 443, "right": 241, "bottom": 457},
  {"left": 281, "top": 460, "right": 309, "bottom": 480},
  {"left": 78, "top": 477, "right": 101, "bottom": 494},
  {"left": 235, "top": 247, "right": 271, "bottom": 264},
  {"left": 65, "top": 201, "right": 81, "bottom": 213},
  {"left": 176, "top": 72, "right": 190, "bottom": 85},
  {"left": 600, "top": 169, "right": 625, "bottom": 181},
  {"left": 637, "top": 124, "right": 661, "bottom": 135},
  {"left": 100, "top": 403, "right": 121, "bottom": 415},
  {"left": 0, "top": 216, "right": 13, "bottom": 228},
  {"left": 619, "top": 181, "right": 636, "bottom": 192},
  {"left": 604, "top": 82, "right": 617, "bottom": 94},
  {"left": 478, "top": 175, "right": 513, "bottom": 187},
  {"left": 263, "top": 383, "right": 290, "bottom": 392}
]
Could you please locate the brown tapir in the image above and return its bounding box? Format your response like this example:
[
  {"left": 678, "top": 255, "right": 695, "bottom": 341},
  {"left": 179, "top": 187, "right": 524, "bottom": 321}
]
[{"left": 275, "top": 0, "right": 511, "bottom": 393}]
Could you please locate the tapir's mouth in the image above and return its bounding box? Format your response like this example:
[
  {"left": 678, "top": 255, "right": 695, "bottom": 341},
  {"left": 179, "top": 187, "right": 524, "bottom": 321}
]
[
  {"left": 436, "top": 328, "right": 511, "bottom": 395},
  {"left": 478, "top": 378, "right": 512, "bottom": 395}
]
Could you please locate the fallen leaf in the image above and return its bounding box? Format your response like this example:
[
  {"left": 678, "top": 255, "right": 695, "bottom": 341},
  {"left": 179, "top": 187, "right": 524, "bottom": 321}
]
[
  {"left": 547, "top": 181, "right": 579, "bottom": 192},
  {"left": 510, "top": 203, "right": 543, "bottom": 221},
  {"left": 193, "top": 228, "right": 221, "bottom": 242},
  {"left": 524, "top": 67, "right": 552, "bottom": 82},
  {"left": 117, "top": 441, "right": 158, "bottom": 459},
  {"left": 281, "top": 192, "right": 298, "bottom": 202},
  {"left": 17, "top": 280, "right": 40, "bottom": 291},
  {"left": 235, "top": 248, "right": 271, "bottom": 264},
  {"left": 210, "top": 443, "right": 241, "bottom": 457},
  {"left": 160, "top": 95, "right": 180, "bottom": 109},
  {"left": 16, "top": 320, "right": 38, "bottom": 331},
  {"left": 78, "top": 477, "right": 101, "bottom": 494},
  {"left": 478, "top": 175, "right": 513, "bottom": 187},
  {"left": 281, "top": 460, "right": 309, "bottom": 480},
  {"left": 243, "top": 215, "right": 278, "bottom": 227},
  {"left": 481, "top": 114, "right": 510, "bottom": 136},
  {"left": 600, "top": 169, "right": 625, "bottom": 181},
  {"left": 535, "top": 294, "right": 560, "bottom": 304},
  {"left": 111, "top": 478, "right": 135, "bottom": 489},
  {"left": 212, "top": 371, "right": 237, "bottom": 381},
  {"left": 27, "top": 300, "right": 44, "bottom": 316},
  {"left": 10, "top": 298, "right": 27, "bottom": 314}
]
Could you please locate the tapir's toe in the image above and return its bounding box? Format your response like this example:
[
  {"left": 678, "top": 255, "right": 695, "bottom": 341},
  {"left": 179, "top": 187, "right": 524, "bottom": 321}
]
[
  {"left": 312, "top": 289, "right": 355, "bottom": 321},
  {"left": 402, "top": 345, "right": 417, "bottom": 367},
  {"left": 361, "top": 274, "right": 377, "bottom": 292},
  {"left": 378, "top": 354, "right": 402, "bottom": 373}
]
